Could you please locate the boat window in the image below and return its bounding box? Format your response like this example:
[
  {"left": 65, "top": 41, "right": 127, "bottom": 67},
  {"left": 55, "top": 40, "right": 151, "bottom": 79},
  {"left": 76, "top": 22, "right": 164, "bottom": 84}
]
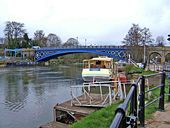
[
  {"left": 90, "top": 64, "right": 97, "bottom": 68},
  {"left": 100, "top": 61, "right": 106, "bottom": 68},
  {"left": 83, "top": 61, "right": 89, "bottom": 68},
  {"left": 96, "top": 60, "right": 101, "bottom": 65},
  {"left": 101, "top": 64, "right": 106, "bottom": 68},
  {"left": 105, "top": 61, "right": 111, "bottom": 68},
  {"left": 88, "top": 60, "right": 95, "bottom": 68}
]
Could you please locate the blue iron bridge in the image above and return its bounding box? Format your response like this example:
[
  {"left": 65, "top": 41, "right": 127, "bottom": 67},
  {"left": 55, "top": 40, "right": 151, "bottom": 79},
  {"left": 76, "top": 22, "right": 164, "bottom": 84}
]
[{"left": 35, "top": 46, "right": 128, "bottom": 62}]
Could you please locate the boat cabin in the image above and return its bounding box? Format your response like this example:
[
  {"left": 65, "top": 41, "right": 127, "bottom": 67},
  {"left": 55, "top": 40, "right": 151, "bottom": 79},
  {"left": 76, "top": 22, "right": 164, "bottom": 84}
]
[{"left": 83, "top": 57, "right": 113, "bottom": 69}]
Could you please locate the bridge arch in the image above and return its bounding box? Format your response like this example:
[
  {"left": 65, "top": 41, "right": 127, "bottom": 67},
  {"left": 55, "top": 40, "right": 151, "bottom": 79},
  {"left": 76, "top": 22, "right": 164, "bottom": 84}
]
[{"left": 35, "top": 48, "right": 127, "bottom": 62}]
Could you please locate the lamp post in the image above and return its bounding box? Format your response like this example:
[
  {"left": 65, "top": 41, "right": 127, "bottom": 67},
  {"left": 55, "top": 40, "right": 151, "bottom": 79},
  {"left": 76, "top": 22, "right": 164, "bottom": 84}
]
[
  {"left": 76, "top": 37, "right": 78, "bottom": 42},
  {"left": 144, "top": 43, "right": 146, "bottom": 63},
  {"left": 85, "top": 39, "right": 87, "bottom": 46},
  {"left": 143, "top": 28, "right": 149, "bottom": 65}
]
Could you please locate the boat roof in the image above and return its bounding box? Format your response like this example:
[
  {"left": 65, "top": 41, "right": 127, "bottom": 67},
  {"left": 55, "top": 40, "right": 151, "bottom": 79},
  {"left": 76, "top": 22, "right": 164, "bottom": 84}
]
[{"left": 83, "top": 56, "right": 113, "bottom": 62}]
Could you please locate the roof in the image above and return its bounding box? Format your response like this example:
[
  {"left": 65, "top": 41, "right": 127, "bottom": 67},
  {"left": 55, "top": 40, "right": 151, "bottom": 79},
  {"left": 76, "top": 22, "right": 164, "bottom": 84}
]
[{"left": 83, "top": 56, "right": 113, "bottom": 62}]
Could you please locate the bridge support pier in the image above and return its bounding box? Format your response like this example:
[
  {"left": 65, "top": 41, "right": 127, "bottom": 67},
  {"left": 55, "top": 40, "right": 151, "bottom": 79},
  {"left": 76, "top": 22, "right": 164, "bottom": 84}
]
[{"left": 161, "top": 56, "right": 165, "bottom": 64}]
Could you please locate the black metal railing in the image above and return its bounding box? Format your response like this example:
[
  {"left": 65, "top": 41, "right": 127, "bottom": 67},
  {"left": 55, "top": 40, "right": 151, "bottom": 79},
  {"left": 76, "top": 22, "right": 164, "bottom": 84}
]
[
  {"left": 110, "top": 77, "right": 140, "bottom": 128},
  {"left": 110, "top": 72, "right": 166, "bottom": 128}
]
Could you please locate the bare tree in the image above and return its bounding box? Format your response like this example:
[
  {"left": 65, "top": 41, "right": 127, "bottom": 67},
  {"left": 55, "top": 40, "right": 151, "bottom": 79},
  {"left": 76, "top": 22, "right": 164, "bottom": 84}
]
[
  {"left": 4, "top": 21, "right": 26, "bottom": 48},
  {"left": 33, "top": 30, "right": 46, "bottom": 47},
  {"left": 155, "top": 36, "right": 166, "bottom": 46},
  {"left": 122, "top": 24, "right": 153, "bottom": 46},
  {"left": 46, "top": 33, "right": 62, "bottom": 47},
  {"left": 122, "top": 24, "right": 142, "bottom": 46},
  {"left": 141, "top": 27, "right": 154, "bottom": 46},
  {"left": 122, "top": 24, "right": 154, "bottom": 62},
  {"left": 63, "top": 38, "right": 79, "bottom": 47}
]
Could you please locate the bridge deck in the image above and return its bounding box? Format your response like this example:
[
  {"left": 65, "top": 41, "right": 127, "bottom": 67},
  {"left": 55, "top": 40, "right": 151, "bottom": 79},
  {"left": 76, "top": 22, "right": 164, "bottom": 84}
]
[
  {"left": 71, "top": 93, "right": 112, "bottom": 107},
  {"left": 54, "top": 96, "right": 98, "bottom": 115}
]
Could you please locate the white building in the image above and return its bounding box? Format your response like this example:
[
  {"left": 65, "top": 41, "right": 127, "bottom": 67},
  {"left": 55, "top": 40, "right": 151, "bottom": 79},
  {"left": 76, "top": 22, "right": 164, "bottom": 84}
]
[{"left": 0, "top": 38, "right": 5, "bottom": 44}]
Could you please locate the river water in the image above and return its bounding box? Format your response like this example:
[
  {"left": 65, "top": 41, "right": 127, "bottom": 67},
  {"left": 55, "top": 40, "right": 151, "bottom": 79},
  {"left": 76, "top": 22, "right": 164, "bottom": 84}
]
[{"left": 0, "top": 65, "right": 82, "bottom": 128}]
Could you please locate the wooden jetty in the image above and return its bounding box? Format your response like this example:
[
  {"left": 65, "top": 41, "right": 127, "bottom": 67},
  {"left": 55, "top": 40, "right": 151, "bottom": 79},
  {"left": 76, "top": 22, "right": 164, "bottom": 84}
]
[
  {"left": 53, "top": 98, "right": 99, "bottom": 124},
  {"left": 39, "top": 98, "right": 98, "bottom": 128},
  {"left": 53, "top": 81, "right": 127, "bottom": 124}
]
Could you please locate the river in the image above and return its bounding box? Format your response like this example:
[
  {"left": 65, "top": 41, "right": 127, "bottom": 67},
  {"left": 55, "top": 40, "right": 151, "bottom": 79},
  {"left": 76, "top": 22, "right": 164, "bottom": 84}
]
[{"left": 0, "top": 65, "right": 82, "bottom": 128}]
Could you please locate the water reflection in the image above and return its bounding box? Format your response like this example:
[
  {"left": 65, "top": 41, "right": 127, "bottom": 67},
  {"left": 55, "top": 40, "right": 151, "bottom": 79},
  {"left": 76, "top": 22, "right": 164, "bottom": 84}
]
[
  {"left": 3, "top": 67, "right": 63, "bottom": 112},
  {"left": 0, "top": 65, "right": 82, "bottom": 128},
  {"left": 4, "top": 70, "right": 29, "bottom": 112}
]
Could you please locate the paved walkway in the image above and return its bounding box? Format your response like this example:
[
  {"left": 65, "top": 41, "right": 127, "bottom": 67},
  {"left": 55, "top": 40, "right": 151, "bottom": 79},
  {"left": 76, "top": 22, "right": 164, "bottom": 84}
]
[
  {"left": 39, "top": 121, "right": 68, "bottom": 128},
  {"left": 146, "top": 103, "right": 170, "bottom": 128}
]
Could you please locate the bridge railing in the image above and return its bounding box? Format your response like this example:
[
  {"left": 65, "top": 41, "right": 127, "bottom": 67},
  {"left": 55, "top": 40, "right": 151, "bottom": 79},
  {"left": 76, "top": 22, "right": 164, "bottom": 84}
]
[
  {"left": 110, "top": 72, "right": 166, "bottom": 128},
  {"left": 38, "top": 45, "right": 126, "bottom": 49}
]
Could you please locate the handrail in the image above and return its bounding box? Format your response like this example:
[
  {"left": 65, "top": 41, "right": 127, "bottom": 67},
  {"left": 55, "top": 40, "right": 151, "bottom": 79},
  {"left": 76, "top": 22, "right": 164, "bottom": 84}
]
[
  {"left": 129, "top": 58, "right": 139, "bottom": 67},
  {"left": 35, "top": 45, "right": 127, "bottom": 49},
  {"left": 144, "top": 72, "right": 162, "bottom": 77},
  {"left": 110, "top": 77, "right": 140, "bottom": 128},
  {"left": 110, "top": 72, "right": 166, "bottom": 128}
]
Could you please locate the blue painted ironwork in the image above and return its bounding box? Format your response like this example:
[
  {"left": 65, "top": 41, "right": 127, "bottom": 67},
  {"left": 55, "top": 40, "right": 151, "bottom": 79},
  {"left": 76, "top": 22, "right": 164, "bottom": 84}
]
[
  {"left": 4, "top": 48, "right": 23, "bottom": 57},
  {"left": 35, "top": 46, "right": 128, "bottom": 62}
]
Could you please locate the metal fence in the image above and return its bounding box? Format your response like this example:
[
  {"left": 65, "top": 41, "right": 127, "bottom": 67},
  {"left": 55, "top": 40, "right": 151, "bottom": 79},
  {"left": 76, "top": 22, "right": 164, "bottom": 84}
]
[{"left": 110, "top": 72, "right": 166, "bottom": 128}]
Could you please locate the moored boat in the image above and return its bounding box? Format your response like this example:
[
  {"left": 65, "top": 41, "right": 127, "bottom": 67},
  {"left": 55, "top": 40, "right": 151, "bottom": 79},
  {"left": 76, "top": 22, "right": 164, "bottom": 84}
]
[
  {"left": 82, "top": 56, "right": 128, "bottom": 82},
  {"left": 82, "top": 56, "right": 117, "bottom": 82}
]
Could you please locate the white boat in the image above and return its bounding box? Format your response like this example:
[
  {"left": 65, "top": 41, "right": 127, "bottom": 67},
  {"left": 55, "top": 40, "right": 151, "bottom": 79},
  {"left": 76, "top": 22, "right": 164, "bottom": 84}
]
[{"left": 82, "top": 56, "right": 117, "bottom": 82}]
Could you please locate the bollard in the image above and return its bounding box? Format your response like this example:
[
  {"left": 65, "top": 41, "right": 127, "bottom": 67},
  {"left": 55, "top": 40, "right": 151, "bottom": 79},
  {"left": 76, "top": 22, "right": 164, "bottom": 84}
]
[
  {"left": 138, "top": 76, "right": 145, "bottom": 127},
  {"left": 168, "top": 72, "right": 170, "bottom": 102},
  {"left": 159, "top": 72, "right": 165, "bottom": 111}
]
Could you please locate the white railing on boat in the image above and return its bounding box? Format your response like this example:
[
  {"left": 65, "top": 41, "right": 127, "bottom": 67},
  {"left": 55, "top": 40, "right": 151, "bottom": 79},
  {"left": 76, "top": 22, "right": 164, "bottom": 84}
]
[{"left": 70, "top": 80, "right": 133, "bottom": 107}]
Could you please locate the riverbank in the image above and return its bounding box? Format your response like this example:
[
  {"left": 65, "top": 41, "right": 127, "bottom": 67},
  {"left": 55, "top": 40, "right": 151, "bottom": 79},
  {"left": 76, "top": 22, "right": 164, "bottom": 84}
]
[
  {"left": 70, "top": 71, "right": 167, "bottom": 128},
  {"left": 70, "top": 101, "right": 122, "bottom": 128}
]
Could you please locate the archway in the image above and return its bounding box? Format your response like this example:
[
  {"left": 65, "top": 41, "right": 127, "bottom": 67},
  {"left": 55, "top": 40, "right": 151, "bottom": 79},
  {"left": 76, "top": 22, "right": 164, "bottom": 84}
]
[
  {"left": 148, "top": 52, "right": 162, "bottom": 64},
  {"left": 165, "top": 53, "right": 170, "bottom": 63}
]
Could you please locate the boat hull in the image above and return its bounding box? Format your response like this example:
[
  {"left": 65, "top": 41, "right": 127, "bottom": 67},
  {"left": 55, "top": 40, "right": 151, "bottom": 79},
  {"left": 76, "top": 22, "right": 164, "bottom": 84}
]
[
  {"left": 82, "top": 68, "right": 112, "bottom": 82},
  {"left": 82, "top": 75, "right": 112, "bottom": 82}
]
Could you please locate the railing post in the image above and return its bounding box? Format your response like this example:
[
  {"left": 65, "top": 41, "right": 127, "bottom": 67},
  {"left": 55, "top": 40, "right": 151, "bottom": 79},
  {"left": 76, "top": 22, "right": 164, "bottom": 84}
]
[
  {"left": 130, "top": 84, "right": 137, "bottom": 128},
  {"left": 168, "top": 79, "right": 170, "bottom": 102},
  {"left": 168, "top": 72, "right": 170, "bottom": 102},
  {"left": 130, "top": 88, "right": 134, "bottom": 115},
  {"left": 139, "top": 76, "right": 145, "bottom": 127},
  {"left": 159, "top": 72, "right": 165, "bottom": 111},
  {"left": 134, "top": 83, "right": 138, "bottom": 128}
]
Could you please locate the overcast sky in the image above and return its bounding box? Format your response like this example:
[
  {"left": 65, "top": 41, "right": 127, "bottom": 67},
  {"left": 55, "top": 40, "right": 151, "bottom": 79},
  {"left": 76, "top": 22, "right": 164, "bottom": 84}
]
[{"left": 0, "top": 0, "right": 170, "bottom": 45}]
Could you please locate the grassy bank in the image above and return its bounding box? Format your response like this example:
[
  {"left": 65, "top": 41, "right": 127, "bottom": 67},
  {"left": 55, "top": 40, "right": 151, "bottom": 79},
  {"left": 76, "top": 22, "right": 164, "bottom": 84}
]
[{"left": 70, "top": 101, "right": 122, "bottom": 128}]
